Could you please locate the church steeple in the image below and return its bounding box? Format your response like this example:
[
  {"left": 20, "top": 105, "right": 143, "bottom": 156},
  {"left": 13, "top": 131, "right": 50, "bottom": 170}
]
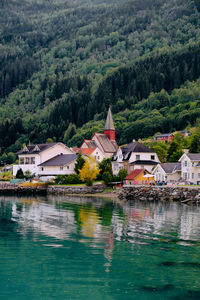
[{"left": 104, "top": 108, "right": 115, "bottom": 140}]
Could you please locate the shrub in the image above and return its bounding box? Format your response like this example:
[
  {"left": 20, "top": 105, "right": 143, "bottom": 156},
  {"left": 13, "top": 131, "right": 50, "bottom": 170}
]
[
  {"left": 54, "top": 174, "right": 81, "bottom": 185},
  {"left": 102, "top": 171, "right": 113, "bottom": 185},
  {"left": 16, "top": 168, "right": 24, "bottom": 179}
]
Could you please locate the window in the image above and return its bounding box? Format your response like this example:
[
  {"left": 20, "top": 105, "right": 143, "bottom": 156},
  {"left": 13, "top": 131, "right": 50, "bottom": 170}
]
[
  {"left": 136, "top": 155, "right": 140, "bottom": 160},
  {"left": 151, "top": 155, "right": 155, "bottom": 160},
  {"left": 192, "top": 173, "right": 194, "bottom": 179},
  {"left": 184, "top": 161, "right": 187, "bottom": 167},
  {"left": 67, "top": 166, "right": 69, "bottom": 169},
  {"left": 31, "top": 157, "right": 35, "bottom": 164},
  {"left": 98, "top": 156, "right": 100, "bottom": 160},
  {"left": 41, "top": 167, "right": 44, "bottom": 171},
  {"left": 198, "top": 173, "right": 200, "bottom": 178},
  {"left": 19, "top": 157, "right": 24, "bottom": 164},
  {"left": 183, "top": 172, "right": 188, "bottom": 180},
  {"left": 25, "top": 157, "right": 30, "bottom": 164},
  {"left": 60, "top": 166, "right": 63, "bottom": 171}
]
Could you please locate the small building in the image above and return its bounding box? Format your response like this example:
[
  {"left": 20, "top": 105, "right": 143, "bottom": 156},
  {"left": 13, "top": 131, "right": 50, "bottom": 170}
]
[
  {"left": 124, "top": 169, "right": 154, "bottom": 186},
  {"left": 179, "top": 153, "right": 200, "bottom": 184},
  {"left": 13, "top": 142, "right": 75, "bottom": 177},
  {"left": 155, "top": 133, "right": 174, "bottom": 142},
  {"left": 152, "top": 162, "right": 181, "bottom": 183},
  {"left": 112, "top": 142, "right": 159, "bottom": 175},
  {"left": 38, "top": 154, "right": 77, "bottom": 180}
]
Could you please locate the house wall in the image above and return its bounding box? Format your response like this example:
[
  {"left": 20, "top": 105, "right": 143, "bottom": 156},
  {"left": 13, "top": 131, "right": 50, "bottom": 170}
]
[
  {"left": 13, "top": 143, "right": 74, "bottom": 177},
  {"left": 40, "top": 143, "right": 73, "bottom": 163},
  {"left": 153, "top": 165, "right": 181, "bottom": 182},
  {"left": 112, "top": 161, "right": 124, "bottom": 175},
  {"left": 130, "top": 164, "right": 156, "bottom": 173},
  {"left": 153, "top": 165, "right": 166, "bottom": 182},
  {"left": 92, "top": 148, "right": 105, "bottom": 162},
  {"left": 39, "top": 161, "right": 76, "bottom": 176},
  {"left": 81, "top": 142, "right": 88, "bottom": 149},
  {"left": 92, "top": 135, "right": 113, "bottom": 158},
  {"left": 180, "top": 154, "right": 200, "bottom": 184},
  {"left": 124, "top": 171, "right": 154, "bottom": 185},
  {"left": 13, "top": 154, "right": 40, "bottom": 176},
  {"left": 129, "top": 152, "right": 160, "bottom": 164}
]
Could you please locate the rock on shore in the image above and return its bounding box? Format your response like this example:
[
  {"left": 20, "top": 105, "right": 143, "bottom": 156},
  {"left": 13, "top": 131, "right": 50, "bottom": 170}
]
[{"left": 118, "top": 186, "right": 200, "bottom": 204}]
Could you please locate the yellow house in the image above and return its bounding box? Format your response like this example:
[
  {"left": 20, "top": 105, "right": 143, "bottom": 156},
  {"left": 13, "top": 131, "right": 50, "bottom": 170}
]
[{"left": 124, "top": 169, "right": 154, "bottom": 185}]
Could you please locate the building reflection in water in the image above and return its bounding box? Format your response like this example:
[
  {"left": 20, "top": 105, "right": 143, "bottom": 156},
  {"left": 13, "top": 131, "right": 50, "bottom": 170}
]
[{"left": 0, "top": 194, "right": 200, "bottom": 267}]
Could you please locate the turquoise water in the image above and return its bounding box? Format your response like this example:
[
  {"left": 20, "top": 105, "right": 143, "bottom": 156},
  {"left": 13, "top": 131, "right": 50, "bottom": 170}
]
[{"left": 0, "top": 196, "right": 200, "bottom": 299}]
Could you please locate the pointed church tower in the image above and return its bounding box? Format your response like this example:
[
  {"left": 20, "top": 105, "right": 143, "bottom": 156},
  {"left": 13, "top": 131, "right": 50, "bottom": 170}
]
[{"left": 104, "top": 107, "right": 115, "bottom": 141}]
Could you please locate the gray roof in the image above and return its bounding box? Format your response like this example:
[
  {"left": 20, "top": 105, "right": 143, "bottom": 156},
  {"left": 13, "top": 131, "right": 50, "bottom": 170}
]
[
  {"left": 160, "top": 162, "right": 181, "bottom": 174},
  {"left": 84, "top": 140, "right": 97, "bottom": 148},
  {"left": 186, "top": 153, "right": 200, "bottom": 161},
  {"left": 130, "top": 160, "right": 158, "bottom": 166},
  {"left": 95, "top": 133, "right": 118, "bottom": 153},
  {"left": 39, "top": 154, "right": 77, "bottom": 167},
  {"left": 155, "top": 133, "right": 173, "bottom": 138},
  {"left": 104, "top": 108, "right": 115, "bottom": 131},
  {"left": 17, "top": 143, "right": 57, "bottom": 155}
]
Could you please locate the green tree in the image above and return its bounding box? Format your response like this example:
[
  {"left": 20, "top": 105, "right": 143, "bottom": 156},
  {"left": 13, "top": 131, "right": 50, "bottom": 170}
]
[
  {"left": 167, "top": 142, "right": 183, "bottom": 162},
  {"left": 102, "top": 171, "right": 113, "bottom": 185},
  {"left": 189, "top": 135, "right": 200, "bottom": 153},
  {"left": 118, "top": 169, "right": 128, "bottom": 181},
  {"left": 75, "top": 154, "right": 85, "bottom": 174}
]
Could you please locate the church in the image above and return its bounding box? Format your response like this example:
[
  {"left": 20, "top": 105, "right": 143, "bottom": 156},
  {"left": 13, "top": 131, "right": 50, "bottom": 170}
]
[{"left": 78, "top": 108, "right": 118, "bottom": 161}]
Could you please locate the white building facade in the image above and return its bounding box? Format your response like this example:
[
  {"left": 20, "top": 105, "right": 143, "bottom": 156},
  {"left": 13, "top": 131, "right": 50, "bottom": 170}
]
[
  {"left": 112, "top": 142, "right": 160, "bottom": 175},
  {"left": 179, "top": 153, "right": 200, "bottom": 184},
  {"left": 13, "top": 143, "right": 75, "bottom": 177}
]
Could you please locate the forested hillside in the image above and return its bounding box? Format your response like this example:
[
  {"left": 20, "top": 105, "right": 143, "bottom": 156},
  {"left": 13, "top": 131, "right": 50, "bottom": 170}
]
[{"left": 0, "top": 0, "right": 200, "bottom": 163}]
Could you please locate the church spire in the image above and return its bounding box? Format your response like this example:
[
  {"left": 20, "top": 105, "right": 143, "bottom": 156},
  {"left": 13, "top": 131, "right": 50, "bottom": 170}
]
[{"left": 104, "top": 107, "right": 115, "bottom": 140}]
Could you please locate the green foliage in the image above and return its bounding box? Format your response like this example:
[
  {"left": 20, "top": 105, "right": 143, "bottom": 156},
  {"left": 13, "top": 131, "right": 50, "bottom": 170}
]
[
  {"left": 189, "top": 135, "right": 200, "bottom": 153},
  {"left": 102, "top": 171, "right": 113, "bottom": 185},
  {"left": 54, "top": 174, "right": 81, "bottom": 185},
  {"left": 1, "top": 0, "right": 200, "bottom": 152},
  {"left": 16, "top": 168, "right": 24, "bottom": 179},
  {"left": 24, "top": 170, "right": 35, "bottom": 180},
  {"left": 118, "top": 169, "right": 128, "bottom": 181},
  {"left": 167, "top": 142, "right": 183, "bottom": 162},
  {"left": 98, "top": 158, "right": 113, "bottom": 179},
  {"left": 74, "top": 154, "right": 85, "bottom": 174}
]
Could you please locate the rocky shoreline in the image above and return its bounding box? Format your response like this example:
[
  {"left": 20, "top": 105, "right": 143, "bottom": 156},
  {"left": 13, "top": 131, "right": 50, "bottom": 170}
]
[
  {"left": 0, "top": 183, "right": 199, "bottom": 204},
  {"left": 118, "top": 186, "right": 200, "bottom": 204}
]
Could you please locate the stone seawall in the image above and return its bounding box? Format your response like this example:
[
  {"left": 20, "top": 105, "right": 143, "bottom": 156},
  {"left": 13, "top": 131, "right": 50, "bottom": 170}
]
[
  {"left": 0, "top": 183, "right": 47, "bottom": 195},
  {"left": 0, "top": 183, "right": 105, "bottom": 196},
  {"left": 47, "top": 185, "right": 105, "bottom": 194},
  {"left": 119, "top": 186, "right": 200, "bottom": 204}
]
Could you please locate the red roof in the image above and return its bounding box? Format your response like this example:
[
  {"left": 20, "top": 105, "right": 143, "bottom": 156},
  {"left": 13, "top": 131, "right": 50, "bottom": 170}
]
[
  {"left": 80, "top": 148, "right": 95, "bottom": 155},
  {"left": 125, "top": 169, "right": 145, "bottom": 180}
]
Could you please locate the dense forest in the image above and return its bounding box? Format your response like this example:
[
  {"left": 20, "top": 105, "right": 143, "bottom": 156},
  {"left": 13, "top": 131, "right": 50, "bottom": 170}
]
[{"left": 0, "top": 0, "right": 200, "bottom": 163}]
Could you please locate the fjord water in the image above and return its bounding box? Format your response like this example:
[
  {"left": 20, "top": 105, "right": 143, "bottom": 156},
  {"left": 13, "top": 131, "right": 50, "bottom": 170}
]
[{"left": 0, "top": 196, "right": 200, "bottom": 299}]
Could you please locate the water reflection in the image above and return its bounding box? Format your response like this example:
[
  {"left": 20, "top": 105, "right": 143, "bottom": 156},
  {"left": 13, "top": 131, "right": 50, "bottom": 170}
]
[
  {"left": 1, "top": 195, "right": 200, "bottom": 298},
  {"left": 1, "top": 195, "right": 200, "bottom": 247}
]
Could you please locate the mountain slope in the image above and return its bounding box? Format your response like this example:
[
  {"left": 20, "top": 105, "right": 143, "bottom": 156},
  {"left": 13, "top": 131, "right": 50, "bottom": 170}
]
[{"left": 0, "top": 0, "right": 200, "bottom": 160}]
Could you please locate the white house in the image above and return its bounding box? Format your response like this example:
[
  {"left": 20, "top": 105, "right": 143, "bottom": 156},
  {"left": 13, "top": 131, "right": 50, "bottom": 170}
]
[
  {"left": 38, "top": 153, "right": 77, "bottom": 180},
  {"left": 152, "top": 162, "right": 181, "bottom": 183},
  {"left": 13, "top": 142, "right": 75, "bottom": 178},
  {"left": 179, "top": 153, "right": 200, "bottom": 184},
  {"left": 112, "top": 142, "right": 160, "bottom": 175}
]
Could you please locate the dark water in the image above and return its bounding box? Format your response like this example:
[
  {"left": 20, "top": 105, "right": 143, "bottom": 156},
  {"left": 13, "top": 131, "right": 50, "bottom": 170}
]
[{"left": 0, "top": 195, "right": 200, "bottom": 299}]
